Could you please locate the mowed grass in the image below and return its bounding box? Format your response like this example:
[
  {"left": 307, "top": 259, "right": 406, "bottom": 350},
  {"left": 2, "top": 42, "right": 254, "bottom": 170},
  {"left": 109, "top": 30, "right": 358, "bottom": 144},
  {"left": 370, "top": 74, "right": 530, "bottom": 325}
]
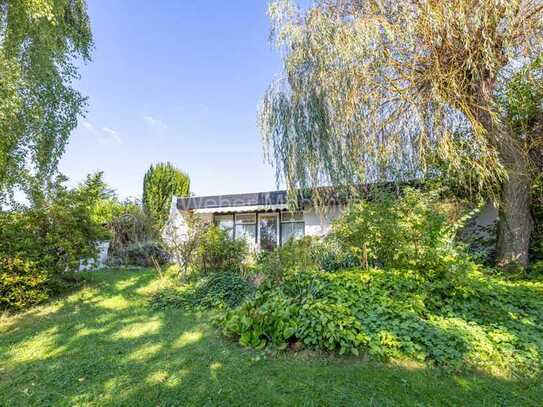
[{"left": 1, "top": 269, "right": 542, "bottom": 406}]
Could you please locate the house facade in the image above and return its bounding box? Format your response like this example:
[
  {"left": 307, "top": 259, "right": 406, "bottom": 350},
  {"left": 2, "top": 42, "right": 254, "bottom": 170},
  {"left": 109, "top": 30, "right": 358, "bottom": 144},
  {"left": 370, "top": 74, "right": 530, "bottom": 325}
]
[
  {"left": 166, "top": 190, "right": 345, "bottom": 250},
  {"left": 166, "top": 189, "right": 499, "bottom": 251}
]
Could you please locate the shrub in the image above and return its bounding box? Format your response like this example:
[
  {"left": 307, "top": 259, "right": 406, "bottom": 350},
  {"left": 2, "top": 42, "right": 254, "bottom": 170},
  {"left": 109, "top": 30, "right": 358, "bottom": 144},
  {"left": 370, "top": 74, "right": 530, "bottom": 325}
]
[
  {"left": 163, "top": 211, "right": 208, "bottom": 275},
  {"left": 332, "top": 188, "right": 470, "bottom": 274},
  {"left": 310, "top": 235, "right": 360, "bottom": 272},
  {"left": 150, "top": 272, "right": 255, "bottom": 310},
  {"left": 255, "top": 237, "right": 316, "bottom": 282},
  {"left": 0, "top": 173, "right": 107, "bottom": 310},
  {"left": 0, "top": 257, "right": 49, "bottom": 310},
  {"left": 195, "top": 226, "right": 248, "bottom": 274},
  {"left": 221, "top": 267, "right": 543, "bottom": 375}
]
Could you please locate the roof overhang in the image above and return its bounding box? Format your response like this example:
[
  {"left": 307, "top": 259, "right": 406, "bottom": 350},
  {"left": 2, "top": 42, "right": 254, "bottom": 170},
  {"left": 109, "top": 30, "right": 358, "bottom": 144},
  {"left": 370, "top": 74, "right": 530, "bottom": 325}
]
[{"left": 194, "top": 204, "right": 288, "bottom": 214}]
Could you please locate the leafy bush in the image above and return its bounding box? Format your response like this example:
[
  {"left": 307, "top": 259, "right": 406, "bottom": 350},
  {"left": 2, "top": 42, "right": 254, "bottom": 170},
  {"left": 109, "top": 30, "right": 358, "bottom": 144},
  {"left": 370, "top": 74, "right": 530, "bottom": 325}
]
[
  {"left": 163, "top": 211, "right": 207, "bottom": 274},
  {"left": 195, "top": 226, "right": 248, "bottom": 274},
  {"left": 164, "top": 214, "right": 248, "bottom": 275},
  {"left": 0, "top": 173, "right": 107, "bottom": 310},
  {"left": 221, "top": 267, "right": 543, "bottom": 375},
  {"left": 255, "top": 237, "right": 316, "bottom": 282},
  {"left": 150, "top": 272, "right": 255, "bottom": 310},
  {"left": 310, "top": 235, "right": 360, "bottom": 272},
  {"left": 333, "top": 188, "right": 470, "bottom": 274},
  {"left": 0, "top": 257, "right": 49, "bottom": 310}
]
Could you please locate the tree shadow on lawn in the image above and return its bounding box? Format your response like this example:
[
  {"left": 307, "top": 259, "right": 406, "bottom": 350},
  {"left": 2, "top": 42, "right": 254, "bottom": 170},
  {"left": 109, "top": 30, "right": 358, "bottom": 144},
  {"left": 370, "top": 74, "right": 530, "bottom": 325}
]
[{"left": 0, "top": 269, "right": 541, "bottom": 406}]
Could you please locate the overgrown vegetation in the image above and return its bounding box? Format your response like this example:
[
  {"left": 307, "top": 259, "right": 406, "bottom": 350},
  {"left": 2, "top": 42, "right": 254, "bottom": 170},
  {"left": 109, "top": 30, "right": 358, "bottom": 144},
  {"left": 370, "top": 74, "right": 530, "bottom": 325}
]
[
  {"left": 151, "top": 222, "right": 251, "bottom": 310},
  {"left": 0, "top": 173, "right": 108, "bottom": 310},
  {"left": 219, "top": 189, "right": 543, "bottom": 376},
  {"left": 221, "top": 268, "right": 543, "bottom": 376},
  {"left": 151, "top": 272, "right": 254, "bottom": 310},
  {"left": 164, "top": 215, "right": 249, "bottom": 276},
  {"left": 106, "top": 200, "right": 168, "bottom": 267}
]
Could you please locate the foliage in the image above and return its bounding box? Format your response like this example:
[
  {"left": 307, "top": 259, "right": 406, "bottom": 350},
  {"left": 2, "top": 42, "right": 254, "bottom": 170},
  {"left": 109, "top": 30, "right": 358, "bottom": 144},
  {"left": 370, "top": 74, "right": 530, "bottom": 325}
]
[
  {"left": 310, "top": 234, "right": 360, "bottom": 272},
  {"left": 123, "top": 242, "right": 170, "bottom": 268},
  {"left": 0, "top": 173, "right": 108, "bottom": 310},
  {"left": 142, "top": 162, "right": 190, "bottom": 230},
  {"left": 163, "top": 211, "right": 207, "bottom": 275},
  {"left": 0, "top": 257, "right": 48, "bottom": 310},
  {"left": 106, "top": 201, "right": 157, "bottom": 266},
  {"left": 90, "top": 196, "right": 126, "bottom": 228},
  {"left": 255, "top": 237, "right": 316, "bottom": 282},
  {"left": 261, "top": 0, "right": 542, "bottom": 195},
  {"left": 0, "top": 173, "right": 108, "bottom": 273},
  {"left": 0, "top": 0, "right": 93, "bottom": 202},
  {"left": 332, "top": 188, "right": 473, "bottom": 273},
  {"left": 195, "top": 226, "right": 248, "bottom": 274},
  {"left": 164, "top": 217, "right": 248, "bottom": 275},
  {"left": 150, "top": 272, "right": 255, "bottom": 311},
  {"left": 221, "top": 267, "right": 543, "bottom": 376},
  {"left": 531, "top": 174, "right": 543, "bottom": 261},
  {"left": 260, "top": 0, "right": 543, "bottom": 268}
]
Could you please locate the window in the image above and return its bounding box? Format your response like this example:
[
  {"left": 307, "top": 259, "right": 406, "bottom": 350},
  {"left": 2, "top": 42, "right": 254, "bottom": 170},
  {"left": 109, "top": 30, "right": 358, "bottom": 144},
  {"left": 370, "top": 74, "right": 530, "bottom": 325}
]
[
  {"left": 281, "top": 211, "right": 304, "bottom": 244},
  {"left": 215, "top": 214, "right": 234, "bottom": 238},
  {"left": 235, "top": 213, "right": 256, "bottom": 243}
]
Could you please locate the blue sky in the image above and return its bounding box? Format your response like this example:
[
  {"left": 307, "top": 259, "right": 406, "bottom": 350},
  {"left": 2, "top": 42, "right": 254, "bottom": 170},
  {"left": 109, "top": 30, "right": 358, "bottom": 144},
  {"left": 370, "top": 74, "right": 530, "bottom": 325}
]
[{"left": 59, "top": 0, "right": 282, "bottom": 199}]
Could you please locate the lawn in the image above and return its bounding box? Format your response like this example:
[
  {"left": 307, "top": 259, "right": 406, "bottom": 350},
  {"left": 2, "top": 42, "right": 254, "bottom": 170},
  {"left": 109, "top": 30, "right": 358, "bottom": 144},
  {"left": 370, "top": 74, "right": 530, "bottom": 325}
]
[{"left": 1, "top": 269, "right": 541, "bottom": 406}]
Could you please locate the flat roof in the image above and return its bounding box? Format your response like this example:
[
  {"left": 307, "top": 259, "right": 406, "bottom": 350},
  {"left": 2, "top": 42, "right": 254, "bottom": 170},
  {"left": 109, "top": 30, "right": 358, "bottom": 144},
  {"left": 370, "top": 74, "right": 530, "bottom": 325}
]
[{"left": 177, "top": 190, "right": 291, "bottom": 211}]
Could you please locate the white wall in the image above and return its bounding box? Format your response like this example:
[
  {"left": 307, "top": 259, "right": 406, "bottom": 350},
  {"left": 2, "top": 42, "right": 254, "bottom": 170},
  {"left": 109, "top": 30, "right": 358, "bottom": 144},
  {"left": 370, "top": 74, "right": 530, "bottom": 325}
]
[{"left": 303, "top": 205, "right": 345, "bottom": 237}]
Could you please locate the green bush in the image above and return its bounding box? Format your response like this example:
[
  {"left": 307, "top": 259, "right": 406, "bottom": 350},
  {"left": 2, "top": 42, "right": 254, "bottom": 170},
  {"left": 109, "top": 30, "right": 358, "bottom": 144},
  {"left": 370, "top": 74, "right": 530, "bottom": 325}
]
[
  {"left": 0, "top": 257, "right": 49, "bottom": 310},
  {"left": 150, "top": 272, "right": 255, "bottom": 310},
  {"left": 311, "top": 235, "right": 360, "bottom": 272},
  {"left": 255, "top": 237, "right": 316, "bottom": 282},
  {"left": 0, "top": 173, "right": 108, "bottom": 310},
  {"left": 333, "top": 188, "right": 470, "bottom": 274},
  {"left": 0, "top": 175, "right": 107, "bottom": 273},
  {"left": 221, "top": 267, "right": 543, "bottom": 375},
  {"left": 195, "top": 226, "right": 248, "bottom": 273}
]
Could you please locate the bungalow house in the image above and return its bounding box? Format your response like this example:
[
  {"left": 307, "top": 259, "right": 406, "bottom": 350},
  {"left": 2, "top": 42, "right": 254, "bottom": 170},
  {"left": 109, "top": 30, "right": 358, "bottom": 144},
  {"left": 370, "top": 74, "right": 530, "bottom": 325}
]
[
  {"left": 165, "top": 189, "right": 345, "bottom": 250},
  {"left": 166, "top": 188, "right": 499, "bottom": 251}
]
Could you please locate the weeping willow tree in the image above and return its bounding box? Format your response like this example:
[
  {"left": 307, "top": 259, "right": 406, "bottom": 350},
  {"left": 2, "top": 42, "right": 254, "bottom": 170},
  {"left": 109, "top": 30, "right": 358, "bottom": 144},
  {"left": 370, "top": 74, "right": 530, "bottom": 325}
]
[
  {"left": 0, "top": 0, "right": 93, "bottom": 204},
  {"left": 259, "top": 0, "right": 543, "bottom": 269}
]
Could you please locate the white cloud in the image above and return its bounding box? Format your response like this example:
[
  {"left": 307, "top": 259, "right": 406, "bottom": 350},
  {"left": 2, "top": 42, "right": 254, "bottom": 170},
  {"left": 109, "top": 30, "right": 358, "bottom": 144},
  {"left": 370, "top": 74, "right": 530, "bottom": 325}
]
[
  {"left": 81, "top": 119, "right": 98, "bottom": 134},
  {"left": 143, "top": 115, "right": 167, "bottom": 129},
  {"left": 102, "top": 127, "right": 122, "bottom": 144},
  {"left": 80, "top": 120, "right": 122, "bottom": 145}
]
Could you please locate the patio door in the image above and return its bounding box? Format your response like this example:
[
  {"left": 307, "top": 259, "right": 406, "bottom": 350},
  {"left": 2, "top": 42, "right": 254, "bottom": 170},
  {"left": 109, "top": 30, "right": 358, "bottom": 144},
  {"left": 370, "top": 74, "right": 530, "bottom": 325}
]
[{"left": 258, "top": 213, "right": 279, "bottom": 251}]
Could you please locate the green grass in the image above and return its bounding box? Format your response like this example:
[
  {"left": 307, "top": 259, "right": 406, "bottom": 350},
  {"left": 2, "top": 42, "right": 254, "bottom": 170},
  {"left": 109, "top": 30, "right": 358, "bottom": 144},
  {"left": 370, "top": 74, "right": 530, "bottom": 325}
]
[{"left": 1, "top": 269, "right": 541, "bottom": 406}]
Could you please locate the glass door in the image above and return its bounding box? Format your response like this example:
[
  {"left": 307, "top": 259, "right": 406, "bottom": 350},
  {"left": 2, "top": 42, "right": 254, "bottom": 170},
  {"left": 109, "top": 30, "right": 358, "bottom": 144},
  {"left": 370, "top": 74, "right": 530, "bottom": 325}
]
[{"left": 258, "top": 213, "right": 279, "bottom": 251}]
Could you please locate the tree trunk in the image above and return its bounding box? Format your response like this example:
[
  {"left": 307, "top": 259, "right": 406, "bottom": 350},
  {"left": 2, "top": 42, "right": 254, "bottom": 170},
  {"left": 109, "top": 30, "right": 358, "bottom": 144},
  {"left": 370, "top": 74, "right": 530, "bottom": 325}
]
[{"left": 496, "top": 166, "right": 533, "bottom": 269}]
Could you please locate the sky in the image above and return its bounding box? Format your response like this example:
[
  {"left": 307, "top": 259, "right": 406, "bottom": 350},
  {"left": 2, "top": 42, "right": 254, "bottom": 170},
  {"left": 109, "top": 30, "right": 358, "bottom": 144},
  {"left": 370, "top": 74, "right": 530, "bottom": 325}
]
[{"left": 59, "top": 0, "right": 283, "bottom": 199}]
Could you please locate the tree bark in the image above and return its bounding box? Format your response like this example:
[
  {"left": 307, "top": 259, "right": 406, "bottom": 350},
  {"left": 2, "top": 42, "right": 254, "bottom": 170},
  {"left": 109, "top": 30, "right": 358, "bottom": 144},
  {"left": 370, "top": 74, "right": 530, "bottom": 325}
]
[{"left": 496, "top": 165, "right": 534, "bottom": 269}]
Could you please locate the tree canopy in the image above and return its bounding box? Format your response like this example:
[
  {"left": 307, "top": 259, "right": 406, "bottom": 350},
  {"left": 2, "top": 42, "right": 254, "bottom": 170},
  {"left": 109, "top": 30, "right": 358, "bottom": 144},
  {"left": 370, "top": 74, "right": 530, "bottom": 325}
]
[
  {"left": 142, "top": 162, "right": 191, "bottom": 230},
  {"left": 260, "top": 0, "right": 543, "bottom": 268},
  {"left": 0, "top": 0, "right": 93, "bottom": 203}
]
